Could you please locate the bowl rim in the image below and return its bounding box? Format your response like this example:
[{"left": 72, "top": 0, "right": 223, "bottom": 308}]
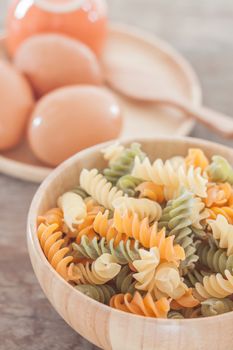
[{"left": 27, "top": 136, "right": 233, "bottom": 324}]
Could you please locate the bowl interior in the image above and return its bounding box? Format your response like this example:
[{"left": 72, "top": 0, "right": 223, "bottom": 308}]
[{"left": 27, "top": 137, "right": 233, "bottom": 350}]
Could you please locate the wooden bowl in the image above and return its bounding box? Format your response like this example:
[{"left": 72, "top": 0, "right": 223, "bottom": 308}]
[{"left": 27, "top": 137, "right": 233, "bottom": 350}]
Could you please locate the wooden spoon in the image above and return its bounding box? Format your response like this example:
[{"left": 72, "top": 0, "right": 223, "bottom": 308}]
[{"left": 103, "top": 63, "right": 233, "bottom": 138}]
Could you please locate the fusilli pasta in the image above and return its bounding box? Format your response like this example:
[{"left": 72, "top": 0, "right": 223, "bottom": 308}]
[
  {"left": 197, "top": 242, "right": 233, "bottom": 275},
  {"left": 58, "top": 192, "right": 87, "bottom": 231},
  {"left": 131, "top": 156, "right": 208, "bottom": 198},
  {"left": 201, "top": 297, "right": 233, "bottom": 317},
  {"left": 71, "top": 186, "right": 89, "bottom": 199},
  {"left": 80, "top": 169, "right": 123, "bottom": 209},
  {"left": 103, "top": 143, "right": 145, "bottom": 184},
  {"left": 132, "top": 248, "right": 187, "bottom": 299},
  {"left": 72, "top": 253, "right": 121, "bottom": 285},
  {"left": 195, "top": 270, "right": 233, "bottom": 299},
  {"left": 136, "top": 181, "right": 165, "bottom": 203},
  {"left": 185, "top": 148, "right": 209, "bottom": 172},
  {"left": 159, "top": 192, "right": 198, "bottom": 270},
  {"left": 208, "top": 207, "right": 233, "bottom": 224},
  {"left": 37, "top": 208, "right": 64, "bottom": 231},
  {"left": 208, "top": 215, "right": 233, "bottom": 255},
  {"left": 75, "top": 284, "right": 115, "bottom": 304},
  {"left": 110, "top": 292, "right": 170, "bottom": 318},
  {"left": 205, "top": 182, "right": 232, "bottom": 208},
  {"left": 72, "top": 236, "right": 140, "bottom": 264},
  {"left": 37, "top": 223, "right": 73, "bottom": 281},
  {"left": 207, "top": 155, "right": 233, "bottom": 184},
  {"left": 117, "top": 175, "right": 142, "bottom": 197},
  {"left": 93, "top": 210, "right": 127, "bottom": 245},
  {"left": 101, "top": 142, "right": 125, "bottom": 163},
  {"left": 112, "top": 196, "right": 162, "bottom": 222},
  {"left": 168, "top": 311, "right": 184, "bottom": 319},
  {"left": 113, "top": 210, "right": 185, "bottom": 262},
  {"left": 115, "top": 265, "right": 137, "bottom": 294}
]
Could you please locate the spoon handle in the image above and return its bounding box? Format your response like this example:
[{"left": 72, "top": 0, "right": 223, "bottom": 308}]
[
  {"left": 164, "top": 98, "right": 233, "bottom": 138},
  {"left": 103, "top": 63, "right": 233, "bottom": 138}
]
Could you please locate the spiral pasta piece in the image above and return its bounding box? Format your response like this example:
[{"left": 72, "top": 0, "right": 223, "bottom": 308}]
[
  {"left": 37, "top": 223, "right": 73, "bottom": 281},
  {"left": 113, "top": 210, "right": 185, "bottom": 262},
  {"left": 201, "top": 298, "right": 233, "bottom": 317},
  {"left": 115, "top": 265, "right": 137, "bottom": 294},
  {"left": 207, "top": 155, "right": 233, "bottom": 184},
  {"left": 71, "top": 186, "right": 89, "bottom": 199},
  {"left": 93, "top": 210, "right": 127, "bottom": 245},
  {"left": 191, "top": 197, "right": 210, "bottom": 230},
  {"left": 75, "top": 223, "right": 99, "bottom": 244},
  {"left": 204, "top": 182, "right": 232, "bottom": 208},
  {"left": 84, "top": 197, "right": 103, "bottom": 211},
  {"left": 153, "top": 262, "right": 188, "bottom": 299},
  {"left": 172, "top": 289, "right": 200, "bottom": 308},
  {"left": 136, "top": 181, "right": 165, "bottom": 203},
  {"left": 117, "top": 175, "right": 143, "bottom": 197},
  {"left": 159, "top": 192, "right": 198, "bottom": 269},
  {"left": 37, "top": 208, "right": 64, "bottom": 231},
  {"left": 132, "top": 156, "right": 208, "bottom": 198},
  {"left": 58, "top": 192, "right": 87, "bottom": 232},
  {"left": 195, "top": 270, "right": 233, "bottom": 299},
  {"left": 110, "top": 292, "right": 170, "bottom": 318},
  {"left": 133, "top": 247, "right": 160, "bottom": 291},
  {"left": 168, "top": 311, "right": 184, "bottom": 319},
  {"left": 70, "top": 198, "right": 103, "bottom": 242},
  {"left": 103, "top": 143, "right": 145, "bottom": 184},
  {"left": 185, "top": 148, "right": 209, "bottom": 172},
  {"left": 73, "top": 253, "right": 121, "bottom": 285},
  {"left": 197, "top": 242, "right": 233, "bottom": 275},
  {"left": 185, "top": 269, "right": 209, "bottom": 288},
  {"left": 101, "top": 142, "right": 125, "bottom": 163},
  {"left": 183, "top": 307, "right": 202, "bottom": 319},
  {"left": 112, "top": 197, "right": 162, "bottom": 222},
  {"left": 80, "top": 169, "right": 123, "bottom": 210},
  {"left": 132, "top": 156, "right": 179, "bottom": 188},
  {"left": 75, "top": 284, "right": 115, "bottom": 304},
  {"left": 132, "top": 248, "right": 187, "bottom": 299},
  {"left": 72, "top": 236, "right": 140, "bottom": 264},
  {"left": 208, "top": 215, "right": 233, "bottom": 255},
  {"left": 208, "top": 207, "right": 233, "bottom": 224}
]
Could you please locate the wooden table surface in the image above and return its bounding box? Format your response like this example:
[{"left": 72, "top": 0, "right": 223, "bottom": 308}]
[{"left": 1, "top": 1, "right": 233, "bottom": 349}]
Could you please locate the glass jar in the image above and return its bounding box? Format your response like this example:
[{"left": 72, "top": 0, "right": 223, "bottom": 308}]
[{"left": 6, "top": 0, "right": 108, "bottom": 57}]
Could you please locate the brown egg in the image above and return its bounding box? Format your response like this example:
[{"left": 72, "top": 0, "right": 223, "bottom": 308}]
[
  {"left": 0, "top": 60, "right": 34, "bottom": 150},
  {"left": 28, "top": 86, "right": 123, "bottom": 166},
  {"left": 14, "top": 34, "right": 103, "bottom": 97}
]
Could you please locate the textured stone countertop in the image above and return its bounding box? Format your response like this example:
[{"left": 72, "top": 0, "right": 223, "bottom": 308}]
[{"left": 1, "top": 1, "right": 233, "bottom": 349}]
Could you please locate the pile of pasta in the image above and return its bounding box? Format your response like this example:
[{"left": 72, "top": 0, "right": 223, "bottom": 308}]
[{"left": 37, "top": 142, "right": 233, "bottom": 319}]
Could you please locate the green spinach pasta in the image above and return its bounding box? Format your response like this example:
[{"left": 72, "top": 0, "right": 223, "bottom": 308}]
[{"left": 36, "top": 142, "right": 233, "bottom": 319}]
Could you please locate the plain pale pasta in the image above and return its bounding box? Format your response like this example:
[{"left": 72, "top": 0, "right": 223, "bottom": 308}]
[
  {"left": 80, "top": 169, "right": 123, "bottom": 209},
  {"left": 195, "top": 270, "right": 233, "bottom": 299},
  {"left": 208, "top": 215, "right": 233, "bottom": 256},
  {"left": 101, "top": 142, "right": 125, "bottom": 163},
  {"left": 58, "top": 192, "right": 87, "bottom": 231},
  {"left": 112, "top": 196, "right": 162, "bottom": 222}
]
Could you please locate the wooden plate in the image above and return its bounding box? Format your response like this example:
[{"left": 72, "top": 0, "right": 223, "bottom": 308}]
[{"left": 0, "top": 23, "right": 202, "bottom": 183}]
